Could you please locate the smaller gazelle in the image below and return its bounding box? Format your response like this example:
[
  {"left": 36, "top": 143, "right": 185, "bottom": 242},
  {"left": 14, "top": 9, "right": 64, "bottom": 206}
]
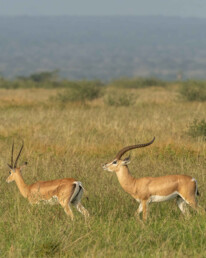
[
  {"left": 103, "top": 137, "right": 200, "bottom": 221},
  {"left": 6, "top": 142, "right": 89, "bottom": 220}
]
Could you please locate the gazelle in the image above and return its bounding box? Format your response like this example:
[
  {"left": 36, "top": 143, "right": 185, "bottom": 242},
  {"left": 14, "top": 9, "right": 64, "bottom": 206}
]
[
  {"left": 6, "top": 142, "right": 89, "bottom": 220},
  {"left": 103, "top": 137, "right": 200, "bottom": 221}
]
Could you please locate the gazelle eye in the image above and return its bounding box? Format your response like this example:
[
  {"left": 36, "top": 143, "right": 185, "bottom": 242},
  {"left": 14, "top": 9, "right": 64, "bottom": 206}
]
[
  {"left": 9, "top": 171, "right": 11, "bottom": 175},
  {"left": 112, "top": 160, "right": 117, "bottom": 165}
]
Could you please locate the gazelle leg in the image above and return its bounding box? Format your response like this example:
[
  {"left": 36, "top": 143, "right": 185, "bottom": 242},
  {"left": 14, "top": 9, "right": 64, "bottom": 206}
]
[
  {"left": 186, "top": 197, "right": 199, "bottom": 212},
  {"left": 64, "top": 205, "right": 74, "bottom": 220},
  {"left": 186, "top": 197, "right": 206, "bottom": 215},
  {"left": 180, "top": 193, "right": 206, "bottom": 215},
  {"left": 76, "top": 202, "right": 90, "bottom": 218},
  {"left": 59, "top": 199, "right": 74, "bottom": 220},
  {"left": 135, "top": 203, "right": 143, "bottom": 217},
  {"left": 142, "top": 200, "right": 148, "bottom": 221},
  {"left": 177, "top": 197, "right": 188, "bottom": 215}
]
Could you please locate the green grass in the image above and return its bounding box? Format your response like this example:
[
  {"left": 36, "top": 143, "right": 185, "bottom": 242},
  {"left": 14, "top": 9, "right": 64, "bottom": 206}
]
[
  {"left": 0, "top": 85, "right": 205, "bottom": 257},
  {"left": 180, "top": 80, "right": 206, "bottom": 101},
  {"left": 188, "top": 119, "right": 206, "bottom": 140}
]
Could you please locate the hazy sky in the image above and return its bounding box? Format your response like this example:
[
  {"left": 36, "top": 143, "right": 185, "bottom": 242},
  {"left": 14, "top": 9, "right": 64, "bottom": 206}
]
[{"left": 0, "top": 0, "right": 206, "bottom": 18}]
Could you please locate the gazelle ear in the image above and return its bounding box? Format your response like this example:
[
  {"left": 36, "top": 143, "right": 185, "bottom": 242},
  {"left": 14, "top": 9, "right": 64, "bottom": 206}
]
[
  {"left": 20, "top": 162, "right": 28, "bottom": 170},
  {"left": 122, "top": 156, "right": 131, "bottom": 165}
]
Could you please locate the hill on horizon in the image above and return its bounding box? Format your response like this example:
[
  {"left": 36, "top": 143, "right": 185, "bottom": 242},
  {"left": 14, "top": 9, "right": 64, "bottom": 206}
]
[{"left": 1, "top": 16, "right": 206, "bottom": 80}]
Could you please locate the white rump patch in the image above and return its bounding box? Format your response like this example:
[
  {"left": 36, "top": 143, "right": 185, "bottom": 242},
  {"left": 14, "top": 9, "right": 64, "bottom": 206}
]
[
  {"left": 150, "top": 191, "right": 179, "bottom": 203},
  {"left": 191, "top": 178, "right": 198, "bottom": 196},
  {"left": 70, "top": 181, "right": 83, "bottom": 205}
]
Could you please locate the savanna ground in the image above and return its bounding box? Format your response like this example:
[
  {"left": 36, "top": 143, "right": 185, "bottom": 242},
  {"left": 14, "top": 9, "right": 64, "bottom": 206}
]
[{"left": 0, "top": 83, "right": 205, "bottom": 257}]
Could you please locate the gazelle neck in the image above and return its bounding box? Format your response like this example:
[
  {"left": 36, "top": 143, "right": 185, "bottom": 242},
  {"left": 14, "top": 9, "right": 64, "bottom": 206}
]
[
  {"left": 116, "top": 165, "right": 136, "bottom": 195},
  {"left": 14, "top": 172, "right": 29, "bottom": 198}
]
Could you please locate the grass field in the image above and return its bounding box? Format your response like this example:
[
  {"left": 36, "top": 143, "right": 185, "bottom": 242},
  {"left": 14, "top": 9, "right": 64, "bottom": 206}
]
[{"left": 0, "top": 85, "right": 205, "bottom": 257}]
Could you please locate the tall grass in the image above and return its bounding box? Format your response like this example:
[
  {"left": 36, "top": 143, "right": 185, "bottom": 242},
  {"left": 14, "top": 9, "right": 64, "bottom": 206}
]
[
  {"left": 188, "top": 119, "right": 206, "bottom": 141},
  {"left": 55, "top": 82, "right": 102, "bottom": 104},
  {"left": 179, "top": 80, "right": 206, "bottom": 101},
  {"left": 108, "top": 77, "right": 166, "bottom": 89},
  {"left": 0, "top": 85, "right": 205, "bottom": 257},
  {"left": 104, "top": 89, "right": 136, "bottom": 106}
]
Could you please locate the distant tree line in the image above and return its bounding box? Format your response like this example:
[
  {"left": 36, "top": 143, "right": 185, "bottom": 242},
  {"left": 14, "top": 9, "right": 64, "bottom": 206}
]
[{"left": 1, "top": 71, "right": 206, "bottom": 103}]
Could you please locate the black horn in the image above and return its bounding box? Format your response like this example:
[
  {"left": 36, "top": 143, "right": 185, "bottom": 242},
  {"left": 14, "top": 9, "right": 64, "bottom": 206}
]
[
  {"left": 14, "top": 142, "right": 24, "bottom": 168},
  {"left": 115, "top": 137, "right": 155, "bottom": 160},
  {"left": 10, "top": 141, "right": 14, "bottom": 168}
]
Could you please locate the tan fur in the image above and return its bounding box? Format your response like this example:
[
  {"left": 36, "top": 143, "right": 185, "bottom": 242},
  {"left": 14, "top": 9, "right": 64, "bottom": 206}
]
[
  {"left": 6, "top": 167, "right": 89, "bottom": 220},
  {"left": 103, "top": 158, "right": 199, "bottom": 221}
]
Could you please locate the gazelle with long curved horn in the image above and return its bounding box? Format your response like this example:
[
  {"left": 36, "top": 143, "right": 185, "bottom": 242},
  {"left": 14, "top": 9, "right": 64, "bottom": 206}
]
[
  {"left": 6, "top": 142, "right": 89, "bottom": 220},
  {"left": 103, "top": 137, "right": 200, "bottom": 221}
]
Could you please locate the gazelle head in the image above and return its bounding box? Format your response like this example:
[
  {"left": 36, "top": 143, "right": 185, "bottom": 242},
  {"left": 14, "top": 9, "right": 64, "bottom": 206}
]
[
  {"left": 102, "top": 137, "right": 155, "bottom": 173},
  {"left": 6, "top": 142, "right": 27, "bottom": 183}
]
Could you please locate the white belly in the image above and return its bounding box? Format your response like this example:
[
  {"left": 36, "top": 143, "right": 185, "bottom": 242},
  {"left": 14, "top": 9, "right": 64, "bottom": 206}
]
[{"left": 150, "top": 192, "right": 178, "bottom": 203}]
